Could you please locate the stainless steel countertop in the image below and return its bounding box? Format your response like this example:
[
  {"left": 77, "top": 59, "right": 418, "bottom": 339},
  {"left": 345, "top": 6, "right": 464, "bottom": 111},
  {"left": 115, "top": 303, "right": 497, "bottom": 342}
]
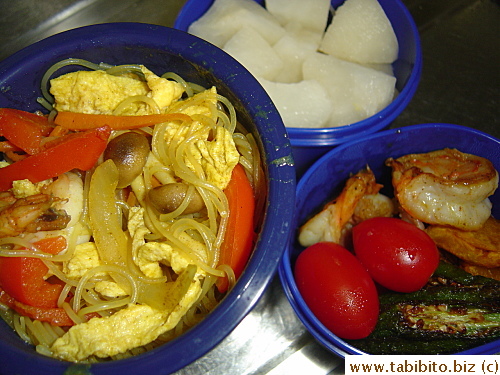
[{"left": 1, "top": 1, "right": 498, "bottom": 374}]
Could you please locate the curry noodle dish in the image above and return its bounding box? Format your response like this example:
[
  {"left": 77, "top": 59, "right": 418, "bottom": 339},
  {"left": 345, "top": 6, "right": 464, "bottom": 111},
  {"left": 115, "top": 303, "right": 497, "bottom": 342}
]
[{"left": 0, "top": 59, "right": 264, "bottom": 362}]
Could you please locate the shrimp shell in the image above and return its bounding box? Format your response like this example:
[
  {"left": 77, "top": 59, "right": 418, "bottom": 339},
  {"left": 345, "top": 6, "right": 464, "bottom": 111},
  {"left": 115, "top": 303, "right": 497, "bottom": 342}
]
[{"left": 298, "top": 167, "right": 394, "bottom": 247}]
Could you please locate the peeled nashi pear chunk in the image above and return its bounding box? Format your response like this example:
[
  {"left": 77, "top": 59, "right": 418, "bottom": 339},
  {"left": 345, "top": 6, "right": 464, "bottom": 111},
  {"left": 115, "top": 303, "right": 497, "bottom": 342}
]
[
  {"left": 303, "top": 52, "right": 396, "bottom": 127},
  {"left": 319, "top": 0, "right": 398, "bottom": 64},
  {"left": 188, "top": 0, "right": 285, "bottom": 48},
  {"left": 223, "top": 26, "right": 284, "bottom": 81},
  {"left": 273, "top": 33, "right": 318, "bottom": 83},
  {"left": 258, "top": 78, "right": 332, "bottom": 128},
  {"left": 266, "top": 0, "right": 331, "bottom": 33}
]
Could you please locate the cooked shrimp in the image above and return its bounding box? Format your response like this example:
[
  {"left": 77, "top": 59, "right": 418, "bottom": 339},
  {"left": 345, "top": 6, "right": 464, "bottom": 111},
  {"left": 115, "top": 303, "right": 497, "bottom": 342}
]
[
  {"left": 42, "top": 172, "right": 84, "bottom": 227},
  {"left": 352, "top": 192, "right": 396, "bottom": 224},
  {"left": 0, "top": 194, "right": 70, "bottom": 238},
  {"left": 298, "top": 167, "right": 394, "bottom": 247},
  {"left": 386, "top": 148, "right": 498, "bottom": 230}
]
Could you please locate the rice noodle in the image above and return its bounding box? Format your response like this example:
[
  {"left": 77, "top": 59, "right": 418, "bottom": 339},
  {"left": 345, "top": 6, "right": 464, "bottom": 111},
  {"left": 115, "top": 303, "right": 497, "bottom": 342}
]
[{"left": 112, "top": 95, "right": 161, "bottom": 115}]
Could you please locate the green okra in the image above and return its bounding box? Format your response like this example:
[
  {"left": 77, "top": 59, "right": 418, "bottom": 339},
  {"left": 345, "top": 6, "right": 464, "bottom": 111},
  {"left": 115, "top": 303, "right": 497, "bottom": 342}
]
[{"left": 348, "top": 262, "right": 500, "bottom": 354}]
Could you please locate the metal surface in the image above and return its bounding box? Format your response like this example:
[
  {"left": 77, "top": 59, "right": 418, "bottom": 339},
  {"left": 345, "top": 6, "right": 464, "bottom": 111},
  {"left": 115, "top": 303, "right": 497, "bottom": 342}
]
[{"left": 0, "top": 1, "right": 498, "bottom": 374}]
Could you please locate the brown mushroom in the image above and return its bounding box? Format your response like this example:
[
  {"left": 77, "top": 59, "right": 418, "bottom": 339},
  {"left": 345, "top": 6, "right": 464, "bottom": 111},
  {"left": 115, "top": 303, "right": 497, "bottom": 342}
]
[
  {"left": 103, "top": 132, "right": 150, "bottom": 188},
  {"left": 148, "top": 183, "right": 205, "bottom": 215}
]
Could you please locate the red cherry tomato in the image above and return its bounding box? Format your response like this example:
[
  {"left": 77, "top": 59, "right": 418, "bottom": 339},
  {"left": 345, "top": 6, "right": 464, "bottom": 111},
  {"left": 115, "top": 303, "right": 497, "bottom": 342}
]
[
  {"left": 353, "top": 217, "right": 440, "bottom": 293},
  {"left": 294, "top": 242, "right": 379, "bottom": 340}
]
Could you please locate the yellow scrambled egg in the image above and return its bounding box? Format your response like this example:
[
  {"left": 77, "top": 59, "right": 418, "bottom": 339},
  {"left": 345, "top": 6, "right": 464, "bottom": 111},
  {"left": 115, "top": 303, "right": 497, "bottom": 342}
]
[
  {"left": 50, "top": 303, "right": 169, "bottom": 361},
  {"left": 62, "top": 241, "right": 126, "bottom": 298},
  {"left": 191, "top": 126, "right": 240, "bottom": 190},
  {"left": 50, "top": 66, "right": 184, "bottom": 115},
  {"left": 94, "top": 280, "right": 127, "bottom": 298},
  {"left": 128, "top": 207, "right": 207, "bottom": 279},
  {"left": 50, "top": 271, "right": 203, "bottom": 361},
  {"left": 63, "top": 242, "right": 101, "bottom": 279},
  {"left": 162, "top": 88, "right": 240, "bottom": 190},
  {"left": 10, "top": 179, "right": 51, "bottom": 198},
  {"left": 51, "top": 269, "right": 202, "bottom": 361}
]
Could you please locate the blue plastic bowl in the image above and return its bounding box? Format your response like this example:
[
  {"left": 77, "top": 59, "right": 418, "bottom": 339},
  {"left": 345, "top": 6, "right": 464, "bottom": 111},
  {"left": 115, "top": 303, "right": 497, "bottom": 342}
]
[
  {"left": 279, "top": 123, "right": 500, "bottom": 357},
  {"left": 175, "top": 0, "right": 422, "bottom": 176},
  {"left": 0, "top": 23, "right": 296, "bottom": 375}
]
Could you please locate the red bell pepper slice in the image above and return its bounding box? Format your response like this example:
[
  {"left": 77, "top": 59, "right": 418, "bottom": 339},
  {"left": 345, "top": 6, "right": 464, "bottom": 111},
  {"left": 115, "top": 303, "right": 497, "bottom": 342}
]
[
  {"left": 216, "top": 164, "right": 256, "bottom": 293},
  {"left": 0, "top": 235, "right": 108, "bottom": 326},
  {"left": 0, "top": 288, "right": 75, "bottom": 326},
  {"left": 0, "top": 140, "right": 22, "bottom": 153},
  {"left": 0, "top": 236, "right": 67, "bottom": 308},
  {"left": 0, "top": 108, "right": 53, "bottom": 155},
  {"left": 0, "top": 125, "right": 111, "bottom": 191}
]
